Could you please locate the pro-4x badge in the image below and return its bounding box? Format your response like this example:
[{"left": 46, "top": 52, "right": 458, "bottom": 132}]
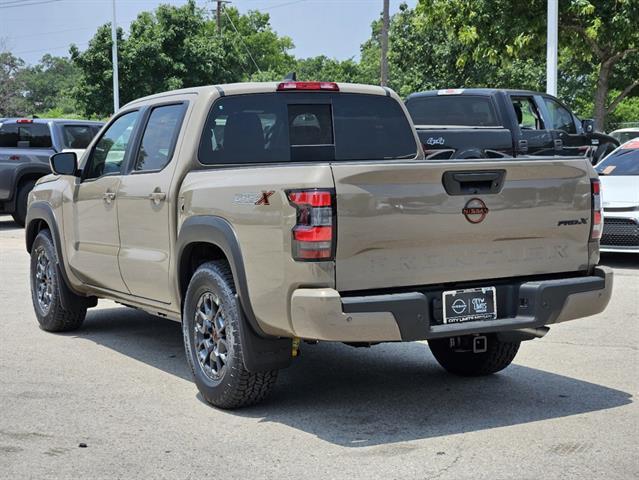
[
  {"left": 233, "top": 191, "right": 276, "bottom": 206},
  {"left": 255, "top": 191, "right": 275, "bottom": 205}
]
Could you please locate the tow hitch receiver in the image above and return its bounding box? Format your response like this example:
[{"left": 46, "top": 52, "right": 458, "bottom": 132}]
[{"left": 473, "top": 335, "right": 488, "bottom": 353}]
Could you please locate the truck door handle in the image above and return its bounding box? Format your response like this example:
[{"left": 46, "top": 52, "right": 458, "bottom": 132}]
[
  {"left": 442, "top": 170, "right": 506, "bottom": 195},
  {"left": 103, "top": 190, "right": 116, "bottom": 204},
  {"left": 149, "top": 188, "right": 166, "bottom": 205}
]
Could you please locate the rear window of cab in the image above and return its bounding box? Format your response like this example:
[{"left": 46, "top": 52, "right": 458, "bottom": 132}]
[
  {"left": 405, "top": 95, "right": 500, "bottom": 127},
  {"left": 0, "top": 122, "right": 52, "bottom": 148},
  {"left": 198, "top": 93, "right": 417, "bottom": 165}
]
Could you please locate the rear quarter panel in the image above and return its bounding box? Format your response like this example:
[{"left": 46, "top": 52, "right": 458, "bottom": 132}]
[
  {"left": 0, "top": 149, "right": 52, "bottom": 201},
  {"left": 180, "top": 165, "right": 336, "bottom": 337}
]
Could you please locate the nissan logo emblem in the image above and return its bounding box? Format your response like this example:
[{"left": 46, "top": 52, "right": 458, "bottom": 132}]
[{"left": 462, "top": 198, "right": 489, "bottom": 224}]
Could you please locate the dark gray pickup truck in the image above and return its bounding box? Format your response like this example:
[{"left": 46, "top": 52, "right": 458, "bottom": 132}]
[
  {"left": 405, "top": 89, "right": 619, "bottom": 164},
  {"left": 0, "top": 118, "right": 103, "bottom": 225}
]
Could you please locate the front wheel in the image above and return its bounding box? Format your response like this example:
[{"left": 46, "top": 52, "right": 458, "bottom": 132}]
[
  {"left": 30, "top": 230, "right": 86, "bottom": 332},
  {"left": 428, "top": 334, "right": 520, "bottom": 376},
  {"left": 182, "top": 261, "right": 278, "bottom": 409}
]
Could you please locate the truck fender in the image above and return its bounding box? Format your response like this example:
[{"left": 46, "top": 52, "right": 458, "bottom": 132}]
[
  {"left": 25, "top": 202, "right": 97, "bottom": 310},
  {"left": 176, "top": 216, "right": 291, "bottom": 372},
  {"left": 14, "top": 164, "right": 51, "bottom": 194}
]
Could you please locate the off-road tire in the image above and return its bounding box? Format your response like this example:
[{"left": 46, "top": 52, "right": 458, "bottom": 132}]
[
  {"left": 428, "top": 334, "right": 520, "bottom": 376},
  {"left": 182, "top": 260, "right": 278, "bottom": 409},
  {"left": 12, "top": 179, "right": 36, "bottom": 227},
  {"left": 30, "top": 230, "right": 86, "bottom": 332}
]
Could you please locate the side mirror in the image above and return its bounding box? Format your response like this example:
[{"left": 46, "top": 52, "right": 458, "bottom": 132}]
[
  {"left": 50, "top": 152, "right": 78, "bottom": 176},
  {"left": 582, "top": 119, "right": 595, "bottom": 134}
]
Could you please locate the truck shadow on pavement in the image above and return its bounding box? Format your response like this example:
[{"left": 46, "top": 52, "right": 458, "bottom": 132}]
[
  {"left": 79, "top": 307, "right": 632, "bottom": 448},
  {"left": 0, "top": 216, "right": 20, "bottom": 231}
]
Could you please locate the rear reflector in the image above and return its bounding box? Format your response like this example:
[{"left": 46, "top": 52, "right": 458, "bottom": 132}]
[
  {"left": 591, "top": 179, "right": 603, "bottom": 240},
  {"left": 287, "top": 189, "right": 335, "bottom": 261},
  {"left": 293, "top": 226, "right": 332, "bottom": 242},
  {"left": 277, "top": 81, "right": 339, "bottom": 92}
]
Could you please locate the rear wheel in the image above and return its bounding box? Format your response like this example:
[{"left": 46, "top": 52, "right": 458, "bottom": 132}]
[
  {"left": 30, "top": 230, "right": 86, "bottom": 332},
  {"left": 12, "top": 179, "right": 36, "bottom": 227},
  {"left": 428, "top": 334, "right": 520, "bottom": 376},
  {"left": 182, "top": 260, "right": 278, "bottom": 409}
]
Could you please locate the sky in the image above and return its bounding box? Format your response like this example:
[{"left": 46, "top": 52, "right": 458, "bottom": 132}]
[{"left": 0, "top": 0, "right": 417, "bottom": 65}]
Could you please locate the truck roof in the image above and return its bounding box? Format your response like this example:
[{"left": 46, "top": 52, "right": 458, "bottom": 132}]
[
  {"left": 406, "top": 88, "right": 547, "bottom": 100},
  {"left": 124, "top": 82, "right": 392, "bottom": 108}
]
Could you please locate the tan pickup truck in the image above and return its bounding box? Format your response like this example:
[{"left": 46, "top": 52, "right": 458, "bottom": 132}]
[{"left": 25, "top": 81, "right": 613, "bottom": 408}]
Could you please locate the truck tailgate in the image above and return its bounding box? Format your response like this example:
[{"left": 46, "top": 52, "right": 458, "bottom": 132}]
[{"left": 331, "top": 158, "right": 593, "bottom": 292}]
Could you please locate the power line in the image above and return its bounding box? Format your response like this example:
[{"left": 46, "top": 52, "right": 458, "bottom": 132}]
[
  {"left": 0, "top": 0, "right": 62, "bottom": 9},
  {"left": 261, "top": 0, "right": 307, "bottom": 10},
  {"left": 223, "top": 8, "right": 261, "bottom": 73}
]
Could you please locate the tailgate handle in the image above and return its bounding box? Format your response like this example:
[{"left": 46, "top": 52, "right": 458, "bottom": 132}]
[{"left": 442, "top": 170, "right": 506, "bottom": 195}]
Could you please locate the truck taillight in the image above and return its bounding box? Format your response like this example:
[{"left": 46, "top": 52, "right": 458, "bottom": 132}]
[
  {"left": 591, "top": 179, "right": 603, "bottom": 240},
  {"left": 287, "top": 189, "right": 335, "bottom": 261}
]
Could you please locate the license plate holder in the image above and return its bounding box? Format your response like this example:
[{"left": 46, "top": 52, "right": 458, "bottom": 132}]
[{"left": 442, "top": 287, "right": 497, "bottom": 324}]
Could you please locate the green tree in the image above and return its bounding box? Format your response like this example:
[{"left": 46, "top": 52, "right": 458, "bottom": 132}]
[
  {"left": 71, "top": 1, "right": 294, "bottom": 117},
  {"left": 294, "top": 55, "right": 361, "bottom": 83},
  {"left": 17, "top": 55, "right": 80, "bottom": 115},
  {"left": 0, "top": 51, "right": 26, "bottom": 117},
  {"left": 417, "top": 0, "right": 639, "bottom": 128}
]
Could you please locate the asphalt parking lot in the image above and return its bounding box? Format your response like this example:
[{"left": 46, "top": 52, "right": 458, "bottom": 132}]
[{"left": 0, "top": 215, "right": 637, "bottom": 480}]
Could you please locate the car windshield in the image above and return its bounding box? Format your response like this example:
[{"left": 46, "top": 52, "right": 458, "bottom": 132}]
[{"left": 596, "top": 149, "right": 639, "bottom": 176}]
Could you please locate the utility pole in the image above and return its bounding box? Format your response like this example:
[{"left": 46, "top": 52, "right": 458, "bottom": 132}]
[
  {"left": 380, "top": 0, "right": 390, "bottom": 87},
  {"left": 111, "top": 0, "right": 120, "bottom": 113},
  {"left": 215, "top": 0, "right": 230, "bottom": 34},
  {"left": 546, "top": 0, "right": 558, "bottom": 96}
]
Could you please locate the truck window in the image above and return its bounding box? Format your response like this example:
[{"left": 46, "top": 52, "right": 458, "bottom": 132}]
[
  {"left": 133, "top": 104, "right": 185, "bottom": 172},
  {"left": 0, "top": 123, "right": 52, "bottom": 148},
  {"left": 199, "top": 93, "right": 416, "bottom": 165},
  {"left": 405, "top": 96, "right": 500, "bottom": 127},
  {"left": 84, "top": 111, "right": 139, "bottom": 180},
  {"left": 543, "top": 97, "right": 577, "bottom": 134},
  {"left": 0, "top": 124, "right": 18, "bottom": 147},
  {"left": 511, "top": 97, "right": 543, "bottom": 130},
  {"left": 333, "top": 94, "right": 417, "bottom": 160},
  {"left": 62, "top": 125, "right": 96, "bottom": 149}
]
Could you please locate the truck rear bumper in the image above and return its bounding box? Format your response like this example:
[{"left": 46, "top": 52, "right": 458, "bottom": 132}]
[{"left": 290, "top": 267, "right": 613, "bottom": 342}]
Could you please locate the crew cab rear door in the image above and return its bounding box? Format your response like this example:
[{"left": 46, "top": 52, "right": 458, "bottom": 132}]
[
  {"left": 116, "top": 99, "right": 190, "bottom": 304},
  {"left": 508, "top": 94, "right": 555, "bottom": 156}
]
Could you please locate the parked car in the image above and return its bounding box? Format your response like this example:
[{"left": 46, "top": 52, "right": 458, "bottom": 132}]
[
  {"left": 609, "top": 127, "right": 639, "bottom": 145},
  {"left": 25, "top": 81, "right": 612, "bottom": 409},
  {"left": 405, "top": 88, "right": 619, "bottom": 164},
  {"left": 0, "top": 118, "right": 104, "bottom": 225},
  {"left": 596, "top": 139, "right": 639, "bottom": 253}
]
